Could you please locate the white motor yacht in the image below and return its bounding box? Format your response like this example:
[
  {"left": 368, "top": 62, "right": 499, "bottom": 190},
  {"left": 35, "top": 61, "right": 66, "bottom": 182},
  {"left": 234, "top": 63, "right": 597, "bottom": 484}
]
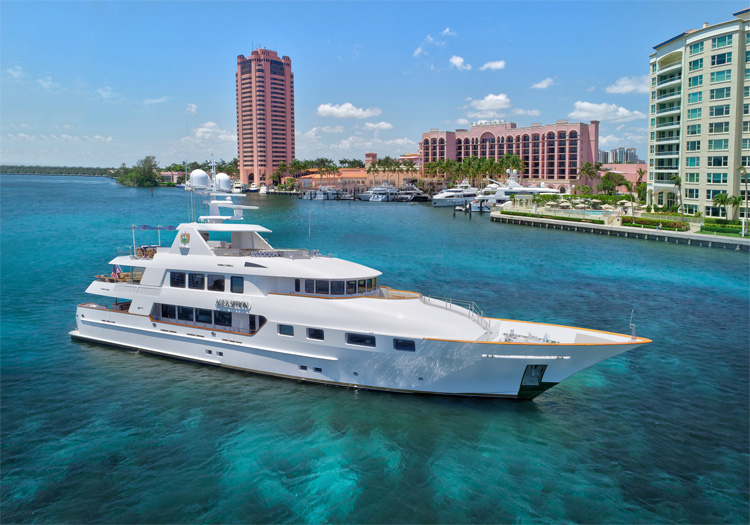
[
  {"left": 395, "top": 185, "right": 430, "bottom": 202},
  {"left": 248, "top": 183, "right": 260, "bottom": 193},
  {"left": 70, "top": 172, "right": 650, "bottom": 399},
  {"left": 359, "top": 183, "right": 399, "bottom": 202},
  {"left": 431, "top": 181, "right": 479, "bottom": 207}
]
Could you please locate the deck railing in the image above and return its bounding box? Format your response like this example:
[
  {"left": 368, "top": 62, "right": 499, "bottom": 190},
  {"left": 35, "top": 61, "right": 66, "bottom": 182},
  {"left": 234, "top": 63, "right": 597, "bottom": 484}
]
[{"left": 420, "top": 295, "right": 490, "bottom": 331}]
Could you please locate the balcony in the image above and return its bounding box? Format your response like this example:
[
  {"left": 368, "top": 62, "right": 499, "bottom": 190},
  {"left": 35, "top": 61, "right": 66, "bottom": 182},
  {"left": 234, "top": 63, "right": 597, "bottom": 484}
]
[
  {"left": 656, "top": 90, "right": 682, "bottom": 102},
  {"left": 657, "top": 75, "right": 682, "bottom": 87},
  {"left": 656, "top": 120, "right": 681, "bottom": 129},
  {"left": 656, "top": 106, "right": 681, "bottom": 116}
]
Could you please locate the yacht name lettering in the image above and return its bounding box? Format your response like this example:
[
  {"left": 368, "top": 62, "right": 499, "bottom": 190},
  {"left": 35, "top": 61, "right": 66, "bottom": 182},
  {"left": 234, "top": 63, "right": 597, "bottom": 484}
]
[{"left": 216, "top": 299, "right": 249, "bottom": 309}]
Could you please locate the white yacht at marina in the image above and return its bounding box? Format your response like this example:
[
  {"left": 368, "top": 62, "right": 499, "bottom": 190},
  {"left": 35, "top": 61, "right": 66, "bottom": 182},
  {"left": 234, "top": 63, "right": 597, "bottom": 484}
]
[
  {"left": 71, "top": 170, "right": 650, "bottom": 399},
  {"left": 359, "top": 183, "right": 399, "bottom": 202},
  {"left": 431, "top": 181, "right": 479, "bottom": 207}
]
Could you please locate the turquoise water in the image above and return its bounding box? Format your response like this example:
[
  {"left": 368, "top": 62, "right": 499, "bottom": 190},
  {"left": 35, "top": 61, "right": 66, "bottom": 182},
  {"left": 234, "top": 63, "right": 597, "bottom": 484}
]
[{"left": 1, "top": 175, "right": 748, "bottom": 523}]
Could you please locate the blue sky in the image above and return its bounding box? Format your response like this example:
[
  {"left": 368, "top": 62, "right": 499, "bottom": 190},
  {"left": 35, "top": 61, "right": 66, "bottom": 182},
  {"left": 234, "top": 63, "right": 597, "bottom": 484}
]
[{"left": 1, "top": 0, "right": 746, "bottom": 168}]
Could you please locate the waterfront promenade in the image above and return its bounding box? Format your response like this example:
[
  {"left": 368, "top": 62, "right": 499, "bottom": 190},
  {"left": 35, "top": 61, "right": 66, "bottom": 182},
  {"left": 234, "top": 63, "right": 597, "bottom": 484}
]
[{"left": 490, "top": 211, "right": 750, "bottom": 252}]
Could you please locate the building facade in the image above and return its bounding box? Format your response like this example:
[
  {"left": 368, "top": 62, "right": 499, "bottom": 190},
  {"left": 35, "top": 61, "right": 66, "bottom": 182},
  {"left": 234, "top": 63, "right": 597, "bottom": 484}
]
[
  {"left": 648, "top": 8, "right": 749, "bottom": 217},
  {"left": 421, "top": 119, "right": 599, "bottom": 192},
  {"left": 236, "top": 49, "right": 295, "bottom": 185}
]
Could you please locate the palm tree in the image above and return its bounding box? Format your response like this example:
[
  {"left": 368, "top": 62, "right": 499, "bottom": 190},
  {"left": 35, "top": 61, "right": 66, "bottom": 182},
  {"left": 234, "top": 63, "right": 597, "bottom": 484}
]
[
  {"left": 712, "top": 191, "right": 730, "bottom": 220},
  {"left": 728, "top": 195, "right": 743, "bottom": 220},
  {"left": 576, "top": 162, "right": 598, "bottom": 193},
  {"left": 503, "top": 154, "right": 525, "bottom": 182},
  {"left": 669, "top": 173, "right": 685, "bottom": 226},
  {"left": 740, "top": 166, "right": 749, "bottom": 236}
]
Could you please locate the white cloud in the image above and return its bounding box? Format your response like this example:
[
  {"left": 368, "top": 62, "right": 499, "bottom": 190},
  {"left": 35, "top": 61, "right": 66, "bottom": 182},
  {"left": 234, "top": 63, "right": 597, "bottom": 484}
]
[
  {"left": 512, "top": 108, "right": 541, "bottom": 116},
  {"left": 6, "top": 66, "right": 23, "bottom": 80},
  {"left": 143, "top": 96, "right": 169, "bottom": 105},
  {"left": 364, "top": 121, "right": 393, "bottom": 130},
  {"left": 7, "top": 132, "right": 113, "bottom": 143},
  {"left": 413, "top": 45, "right": 425, "bottom": 57},
  {"left": 456, "top": 118, "right": 470, "bottom": 125},
  {"left": 441, "top": 27, "right": 457, "bottom": 37},
  {"left": 480, "top": 60, "right": 506, "bottom": 71},
  {"left": 96, "top": 86, "right": 118, "bottom": 101},
  {"left": 186, "top": 103, "right": 198, "bottom": 115},
  {"left": 449, "top": 55, "right": 471, "bottom": 71},
  {"left": 317, "top": 102, "right": 382, "bottom": 119},
  {"left": 303, "top": 126, "right": 345, "bottom": 140},
  {"left": 605, "top": 75, "right": 650, "bottom": 94},
  {"left": 467, "top": 93, "right": 512, "bottom": 111},
  {"left": 330, "top": 135, "right": 414, "bottom": 153},
  {"left": 36, "top": 76, "right": 61, "bottom": 91},
  {"left": 531, "top": 77, "right": 554, "bottom": 89},
  {"left": 568, "top": 101, "right": 646, "bottom": 122}
]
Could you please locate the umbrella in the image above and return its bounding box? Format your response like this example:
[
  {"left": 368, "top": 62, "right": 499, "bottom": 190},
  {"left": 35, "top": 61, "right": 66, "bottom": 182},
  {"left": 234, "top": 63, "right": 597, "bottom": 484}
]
[
  {"left": 590, "top": 199, "right": 602, "bottom": 203},
  {"left": 575, "top": 204, "right": 586, "bottom": 209},
  {"left": 559, "top": 201, "right": 572, "bottom": 207},
  {"left": 617, "top": 200, "right": 630, "bottom": 205},
  {"left": 602, "top": 204, "right": 615, "bottom": 210},
  {"left": 621, "top": 201, "right": 635, "bottom": 207}
]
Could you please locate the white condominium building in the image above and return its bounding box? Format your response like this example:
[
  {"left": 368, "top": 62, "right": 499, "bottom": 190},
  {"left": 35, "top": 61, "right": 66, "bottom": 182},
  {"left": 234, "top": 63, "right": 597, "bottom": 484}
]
[{"left": 648, "top": 8, "right": 749, "bottom": 217}]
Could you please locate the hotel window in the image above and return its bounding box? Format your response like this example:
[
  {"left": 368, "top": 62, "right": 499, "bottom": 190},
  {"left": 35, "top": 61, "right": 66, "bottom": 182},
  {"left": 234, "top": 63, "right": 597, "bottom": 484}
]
[
  {"left": 707, "top": 189, "right": 727, "bottom": 200},
  {"left": 207, "top": 274, "right": 225, "bottom": 292},
  {"left": 685, "top": 188, "right": 699, "bottom": 199},
  {"left": 230, "top": 276, "right": 244, "bottom": 294},
  {"left": 688, "top": 75, "right": 703, "bottom": 88},
  {"left": 651, "top": 63, "right": 657, "bottom": 72},
  {"left": 684, "top": 204, "right": 698, "bottom": 215},
  {"left": 707, "top": 156, "right": 728, "bottom": 167},
  {"left": 685, "top": 157, "right": 700, "bottom": 167},
  {"left": 689, "top": 42, "right": 704, "bottom": 55},
  {"left": 743, "top": 139, "right": 750, "bottom": 150},
  {"left": 710, "top": 87, "right": 731, "bottom": 100},
  {"left": 686, "top": 124, "right": 701, "bottom": 135},
  {"left": 278, "top": 324, "right": 294, "bottom": 336},
  {"left": 346, "top": 333, "right": 376, "bottom": 347},
  {"left": 188, "top": 273, "right": 204, "bottom": 290},
  {"left": 708, "top": 139, "right": 729, "bottom": 151},
  {"left": 744, "top": 121, "right": 750, "bottom": 132},
  {"left": 685, "top": 140, "right": 700, "bottom": 151},
  {"left": 687, "top": 108, "right": 701, "bottom": 120},
  {"left": 170, "top": 272, "right": 186, "bottom": 288},
  {"left": 742, "top": 156, "right": 750, "bottom": 167},
  {"left": 214, "top": 311, "right": 232, "bottom": 327},
  {"left": 687, "top": 92, "right": 702, "bottom": 104},
  {"left": 707, "top": 173, "right": 728, "bottom": 184},
  {"left": 688, "top": 58, "right": 703, "bottom": 71},
  {"left": 710, "top": 70, "right": 731, "bottom": 83},
  {"left": 709, "top": 122, "right": 729, "bottom": 133},
  {"left": 745, "top": 104, "right": 750, "bottom": 115},
  {"left": 711, "top": 52, "right": 732, "bottom": 66},
  {"left": 178, "top": 306, "right": 194, "bottom": 322},
  {"left": 685, "top": 172, "right": 699, "bottom": 183},
  {"left": 709, "top": 104, "right": 730, "bottom": 117},
  {"left": 711, "top": 35, "right": 732, "bottom": 49}
]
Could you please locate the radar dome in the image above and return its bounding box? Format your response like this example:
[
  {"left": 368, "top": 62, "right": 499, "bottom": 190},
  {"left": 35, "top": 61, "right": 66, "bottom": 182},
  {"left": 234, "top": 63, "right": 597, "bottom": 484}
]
[
  {"left": 189, "top": 169, "right": 210, "bottom": 189},
  {"left": 215, "top": 172, "right": 232, "bottom": 193}
]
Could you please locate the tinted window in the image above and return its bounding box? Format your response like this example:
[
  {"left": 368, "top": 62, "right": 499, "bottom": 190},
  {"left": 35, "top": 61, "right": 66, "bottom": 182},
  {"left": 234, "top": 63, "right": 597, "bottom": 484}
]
[
  {"left": 196, "top": 308, "right": 212, "bottom": 324},
  {"left": 231, "top": 276, "right": 244, "bottom": 294},
  {"left": 295, "top": 279, "right": 301, "bottom": 292},
  {"left": 214, "top": 310, "right": 232, "bottom": 326},
  {"left": 346, "top": 333, "right": 376, "bottom": 347},
  {"left": 307, "top": 328, "right": 324, "bottom": 340},
  {"left": 346, "top": 280, "right": 356, "bottom": 294},
  {"left": 305, "top": 279, "right": 314, "bottom": 293},
  {"left": 207, "top": 274, "right": 225, "bottom": 291},
  {"left": 358, "top": 279, "right": 366, "bottom": 291},
  {"left": 161, "top": 304, "right": 176, "bottom": 319},
  {"left": 170, "top": 272, "right": 186, "bottom": 288},
  {"left": 278, "top": 324, "right": 294, "bottom": 336},
  {"left": 178, "top": 306, "right": 194, "bottom": 321},
  {"left": 188, "top": 273, "right": 204, "bottom": 289},
  {"left": 315, "top": 280, "right": 329, "bottom": 294},
  {"left": 331, "top": 281, "right": 345, "bottom": 295},
  {"left": 394, "top": 338, "right": 416, "bottom": 351},
  {"left": 366, "top": 278, "right": 373, "bottom": 291}
]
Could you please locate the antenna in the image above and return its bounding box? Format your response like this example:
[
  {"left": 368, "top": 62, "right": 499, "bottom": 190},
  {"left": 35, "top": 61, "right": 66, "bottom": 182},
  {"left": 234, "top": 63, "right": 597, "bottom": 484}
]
[{"left": 629, "top": 310, "right": 637, "bottom": 340}]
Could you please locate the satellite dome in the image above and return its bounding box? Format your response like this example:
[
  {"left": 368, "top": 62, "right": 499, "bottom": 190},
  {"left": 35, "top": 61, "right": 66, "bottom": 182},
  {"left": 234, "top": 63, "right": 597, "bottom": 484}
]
[
  {"left": 189, "top": 169, "right": 209, "bottom": 189},
  {"left": 215, "top": 172, "right": 232, "bottom": 193}
]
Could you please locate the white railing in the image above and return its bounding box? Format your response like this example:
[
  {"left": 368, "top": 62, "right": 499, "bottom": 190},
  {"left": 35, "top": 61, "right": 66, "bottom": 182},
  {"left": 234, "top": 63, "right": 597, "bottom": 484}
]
[{"left": 420, "top": 295, "right": 490, "bottom": 331}]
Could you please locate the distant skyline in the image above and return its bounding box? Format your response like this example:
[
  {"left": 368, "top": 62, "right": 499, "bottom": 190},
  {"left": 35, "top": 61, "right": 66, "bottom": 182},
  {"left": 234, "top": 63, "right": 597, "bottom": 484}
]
[{"left": 1, "top": 0, "right": 745, "bottom": 168}]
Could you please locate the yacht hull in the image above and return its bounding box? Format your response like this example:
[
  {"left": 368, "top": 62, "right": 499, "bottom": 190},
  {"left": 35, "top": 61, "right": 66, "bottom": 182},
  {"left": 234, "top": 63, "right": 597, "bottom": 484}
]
[{"left": 72, "top": 304, "right": 645, "bottom": 399}]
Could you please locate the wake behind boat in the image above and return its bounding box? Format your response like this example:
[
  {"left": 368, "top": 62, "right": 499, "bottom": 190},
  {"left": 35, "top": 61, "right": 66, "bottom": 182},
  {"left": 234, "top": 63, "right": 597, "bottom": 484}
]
[{"left": 71, "top": 169, "right": 650, "bottom": 399}]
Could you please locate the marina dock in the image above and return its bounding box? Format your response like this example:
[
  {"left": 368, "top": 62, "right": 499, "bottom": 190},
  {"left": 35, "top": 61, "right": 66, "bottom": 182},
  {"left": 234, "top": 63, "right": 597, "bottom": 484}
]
[{"left": 490, "top": 211, "right": 750, "bottom": 252}]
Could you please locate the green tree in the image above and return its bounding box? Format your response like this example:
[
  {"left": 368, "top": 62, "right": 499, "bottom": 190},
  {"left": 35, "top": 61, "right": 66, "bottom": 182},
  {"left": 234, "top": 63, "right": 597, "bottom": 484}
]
[
  {"left": 598, "top": 171, "right": 631, "bottom": 195},
  {"left": 576, "top": 162, "right": 599, "bottom": 190},
  {"left": 117, "top": 156, "right": 159, "bottom": 187},
  {"left": 669, "top": 173, "right": 685, "bottom": 225},
  {"left": 728, "top": 194, "right": 743, "bottom": 220},
  {"left": 712, "top": 191, "right": 730, "bottom": 219}
]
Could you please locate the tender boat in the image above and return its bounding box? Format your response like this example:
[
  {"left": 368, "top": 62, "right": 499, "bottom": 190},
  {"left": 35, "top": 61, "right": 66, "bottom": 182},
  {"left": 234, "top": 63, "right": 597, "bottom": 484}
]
[
  {"left": 248, "top": 183, "right": 260, "bottom": 193},
  {"left": 431, "top": 181, "right": 479, "bottom": 207},
  {"left": 70, "top": 170, "right": 650, "bottom": 399},
  {"left": 259, "top": 185, "right": 268, "bottom": 195}
]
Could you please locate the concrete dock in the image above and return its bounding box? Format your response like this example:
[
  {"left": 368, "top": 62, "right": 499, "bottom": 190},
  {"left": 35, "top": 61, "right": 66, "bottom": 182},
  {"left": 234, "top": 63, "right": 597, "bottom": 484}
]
[{"left": 490, "top": 212, "right": 750, "bottom": 252}]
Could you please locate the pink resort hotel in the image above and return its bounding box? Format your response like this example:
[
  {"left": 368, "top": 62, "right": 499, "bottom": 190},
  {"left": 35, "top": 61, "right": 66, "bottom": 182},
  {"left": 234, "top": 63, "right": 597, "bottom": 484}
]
[
  {"left": 236, "top": 49, "right": 295, "bottom": 186},
  {"left": 421, "top": 120, "right": 600, "bottom": 193}
]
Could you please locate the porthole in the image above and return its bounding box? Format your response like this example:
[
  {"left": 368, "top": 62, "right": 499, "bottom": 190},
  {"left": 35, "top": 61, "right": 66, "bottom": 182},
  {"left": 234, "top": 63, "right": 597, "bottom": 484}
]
[{"left": 353, "top": 372, "right": 359, "bottom": 377}]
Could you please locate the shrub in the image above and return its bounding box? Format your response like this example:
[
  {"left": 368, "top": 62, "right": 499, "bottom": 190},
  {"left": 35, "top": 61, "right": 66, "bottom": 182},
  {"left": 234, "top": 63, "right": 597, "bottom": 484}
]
[
  {"left": 621, "top": 217, "right": 689, "bottom": 231},
  {"left": 701, "top": 224, "right": 742, "bottom": 234}
]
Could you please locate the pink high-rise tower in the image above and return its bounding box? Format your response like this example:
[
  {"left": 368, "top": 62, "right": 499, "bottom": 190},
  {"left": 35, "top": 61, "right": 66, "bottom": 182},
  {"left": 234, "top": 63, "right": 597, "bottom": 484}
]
[{"left": 236, "top": 49, "right": 295, "bottom": 185}]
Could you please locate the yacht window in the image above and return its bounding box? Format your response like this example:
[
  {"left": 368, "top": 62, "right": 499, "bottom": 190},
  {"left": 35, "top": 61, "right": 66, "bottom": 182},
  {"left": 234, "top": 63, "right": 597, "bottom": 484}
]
[
  {"left": 249, "top": 315, "right": 267, "bottom": 332},
  {"left": 295, "top": 279, "right": 301, "bottom": 292},
  {"left": 346, "top": 333, "right": 376, "bottom": 347},
  {"left": 188, "top": 273, "right": 204, "bottom": 289},
  {"left": 346, "top": 280, "right": 356, "bottom": 294},
  {"left": 230, "top": 276, "right": 244, "bottom": 294},
  {"left": 393, "top": 338, "right": 416, "bottom": 351},
  {"left": 358, "top": 279, "right": 366, "bottom": 292},
  {"left": 170, "top": 272, "right": 186, "bottom": 288},
  {"left": 178, "top": 306, "right": 194, "bottom": 322},
  {"left": 331, "top": 281, "right": 345, "bottom": 295},
  {"left": 305, "top": 279, "right": 314, "bottom": 293},
  {"left": 196, "top": 308, "right": 213, "bottom": 324},
  {"left": 214, "top": 310, "right": 232, "bottom": 327},
  {"left": 207, "top": 274, "right": 225, "bottom": 292},
  {"left": 278, "top": 324, "right": 294, "bottom": 336},
  {"left": 161, "top": 304, "right": 176, "bottom": 319},
  {"left": 366, "top": 278, "right": 373, "bottom": 291},
  {"left": 315, "top": 280, "right": 329, "bottom": 295},
  {"left": 307, "top": 328, "right": 324, "bottom": 340}
]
